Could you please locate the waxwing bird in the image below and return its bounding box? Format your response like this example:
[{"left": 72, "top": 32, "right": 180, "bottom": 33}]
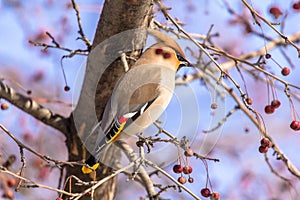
[{"left": 82, "top": 30, "right": 191, "bottom": 174}]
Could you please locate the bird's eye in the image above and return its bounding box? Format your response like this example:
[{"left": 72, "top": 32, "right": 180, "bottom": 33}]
[
  {"left": 176, "top": 53, "right": 186, "bottom": 62},
  {"left": 176, "top": 52, "right": 191, "bottom": 67}
]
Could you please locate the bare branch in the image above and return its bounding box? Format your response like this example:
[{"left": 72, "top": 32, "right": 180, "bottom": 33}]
[
  {"left": 221, "top": 32, "right": 300, "bottom": 70},
  {"left": 28, "top": 32, "right": 89, "bottom": 58},
  {"left": 72, "top": 161, "right": 135, "bottom": 200},
  {"left": 204, "top": 69, "right": 300, "bottom": 179},
  {"left": 203, "top": 106, "right": 240, "bottom": 134},
  {"left": 0, "top": 124, "right": 81, "bottom": 168},
  {"left": 0, "top": 165, "right": 78, "bottom": 197},
  {"left": 116, "top": 141, "right": 157, "bottom": 199},
  {"left": 144, "top": 159, "right": 201, "bottom": 200},
  {"left": 0, "top": 80, "right": 70, "bottom": 135},
  {"left": 70, "top": 0, "right": 92, "bottom": 49}
]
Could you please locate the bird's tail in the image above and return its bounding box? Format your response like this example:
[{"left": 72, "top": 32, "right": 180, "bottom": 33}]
[
  {"left": 81, "top": 138, "right": 107, "bottom": 174},
  {"left": 81, "top": 121, "right": 108, "bottom": 174}
]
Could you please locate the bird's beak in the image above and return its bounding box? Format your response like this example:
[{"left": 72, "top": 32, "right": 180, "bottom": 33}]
[
  {"left": 178, "top": 57, "right": 192, "bottom": 68},
  {"left": 179, "top": 59, "right": 191, "bottom": 67}
]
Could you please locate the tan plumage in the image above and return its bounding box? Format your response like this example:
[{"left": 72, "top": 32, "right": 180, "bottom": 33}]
[{"left": 82, "top": 30, "right": 190, "bottom": 174}]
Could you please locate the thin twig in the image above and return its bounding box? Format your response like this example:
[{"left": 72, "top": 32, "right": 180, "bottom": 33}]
[
  {"left": 153, "top": 122, "right": 219, "bottom": 162},
  {"left": 144, "top": 159, "right": 201, "bottom": 200},
  {"left": 203, "top": 106, "right": 240, "bottom": 134},
  {"left": 241, "top": 0, "right": 300, "bottom": 57},
  {"left": 204, "top": 69, "right": 300, "bottom": 179},
  {"left": 0, "top": 165, "right": 77, "bottom": 197},
  {"left": 29, "top": 32, "right": 89, "bottom": 58},
  {"left": 70, "top": 0, "right": 92, "bottom": 49},
  {"left": 72, "top": 162, "right": 136, "bottom": 200},
  {"left": 0, "top": 124, "right": 81, "bottom": 168}
]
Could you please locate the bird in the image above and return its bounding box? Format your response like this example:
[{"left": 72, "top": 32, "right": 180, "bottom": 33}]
[{"left": 82, "top": 29, "right": 191, "bottom": 174}]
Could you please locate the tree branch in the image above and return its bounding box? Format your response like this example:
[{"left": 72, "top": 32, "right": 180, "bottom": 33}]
[{"left": 0, "top": 80, "right": 70, "bottom": 135}]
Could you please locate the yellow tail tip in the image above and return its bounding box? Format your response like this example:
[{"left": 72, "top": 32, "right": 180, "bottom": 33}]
[{"left": 81, "top": 163, "right": 100, "bottom": 174}]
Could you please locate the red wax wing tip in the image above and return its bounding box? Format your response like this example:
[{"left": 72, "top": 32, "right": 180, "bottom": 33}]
[{"left": 119, "top": 116, "right": 128, "bottom": 123}]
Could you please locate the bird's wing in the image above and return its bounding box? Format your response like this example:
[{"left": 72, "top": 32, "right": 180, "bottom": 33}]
[
  {"left": 101, "top": 66, "right": 162, "bottom": 131},
  {"left": 90, "top": 91, "right": 158, "bottom": 161},
  {"left": 98, "top": 66, "right": 162, "bottom": 144}
]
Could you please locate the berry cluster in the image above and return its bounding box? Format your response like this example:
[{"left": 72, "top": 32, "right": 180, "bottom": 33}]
[
  {"left": 173, "top": 160, "right": 193, "bottom": 185},
  {"left": 265, "top": 53, "right": 291, "bottom": 77},
  {"left": 173, "top": 164, "right": 193, "bottom": 175},
  {"left": 264, "top": 99, "right": 281, "bottom": 114},
  {"left": 172, "top": 148, "right": 220, "bottom": 199},
  {"left": 200, "top": 188, "right": 220, "bottom": 199},
  {"left": 174, "top": 149, "right": 194, "bottom": 184},
  {"left": 258, "top": 138, "right": 271, "bottom": 153}
]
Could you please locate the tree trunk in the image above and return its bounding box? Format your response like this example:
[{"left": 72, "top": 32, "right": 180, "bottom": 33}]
[{"left": 65, "top": 1, "right": 153, "bottom": 199}]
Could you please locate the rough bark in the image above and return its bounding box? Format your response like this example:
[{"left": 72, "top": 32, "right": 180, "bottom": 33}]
[{"left": 66, "top": 1, "right": 154, "bottom": 199}]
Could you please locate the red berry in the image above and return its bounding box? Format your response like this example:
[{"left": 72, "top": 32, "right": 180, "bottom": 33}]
[
  {"left": 22, "top": 132, "right": 33, "bottom": 142},
  {"left": 271, "top": 100, "right": 281, "bottom": 109},
  {"left": 269, "top": 6, "right": 282, "bottom": 18},
  {"left": 281, "top": 67, "right": 290, "bottom": 76},
  {"left": 211, "top": 103, "right": 218, "bottom": 109},
  {"left": 260, "top": 138, "right": 270, "bottom": 148},
  {"left": 178, "top": 176, "right": 187, "bottom": 184},
  {"left": 56, "top": 198, "right": 63, "bottom": 200},
  {"left": 264, "top": 105, "right": 275, "bottom": 114},
  {"left": 183, "top": 165, "right": 193, "bottom": 174},
  {"left": 188, "top": 177, "right": 194, "bottom": 183},
  {"left": 265, "top": 53, "right": 271, "bottom": 59},
  {"left": 155, "top": 48, "right": 163, "bottom": 55},
  {"left": 184, "top": 148, "right": 194, "bottom": 157},
  {"left": 173, "top": 164, "right": 183, "bottom": 174},
  {"left": 292, "top": 2, "right": 300, "bottom": 10},
  {"left": 246, "top": 97, "right": 253, "bottom": 105},
  {"left": 1, "top": 103, "right": 9, "bottom": 110},
  {"left": 259, "top": 145, "right": 268, "bottom": 153},
  {"left": 201, "top": 188, "right": 211, "bottom": 197},
  {"left": 6, "top": 178, "right": 16, "bottom": 187},
  {"left": 2, "top": 189, "right": 14, "bottom": 199},
  {"left": 64, "top": 86, "right": 70, "bottom": 91},
  {"left": 211, "top": 192, "right": 221, "bottom": 200},
  {"left": 290, "top": 120, "right": 300, "bottom": 131},
  {"left": 38, "top": 167, "right": 50, "bottom": 180}
]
